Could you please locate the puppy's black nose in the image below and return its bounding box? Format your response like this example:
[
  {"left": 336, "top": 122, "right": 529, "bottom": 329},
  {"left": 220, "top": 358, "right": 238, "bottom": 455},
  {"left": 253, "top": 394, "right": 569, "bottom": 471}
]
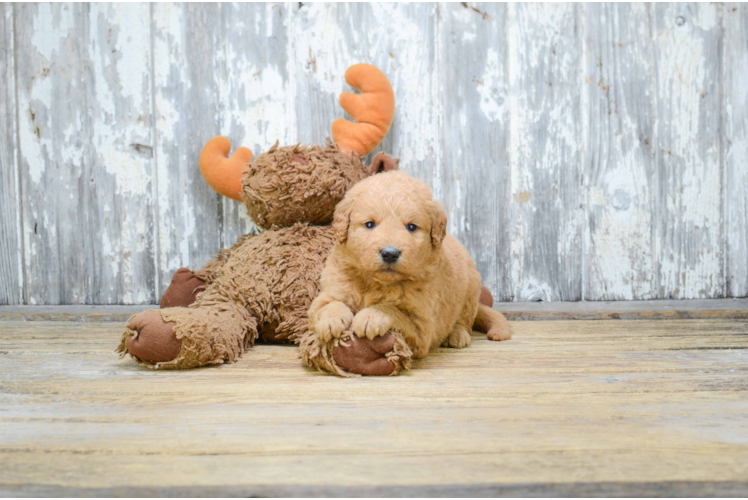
[{"left": 380, "top": 247, "right": 400, "bottom": 264}]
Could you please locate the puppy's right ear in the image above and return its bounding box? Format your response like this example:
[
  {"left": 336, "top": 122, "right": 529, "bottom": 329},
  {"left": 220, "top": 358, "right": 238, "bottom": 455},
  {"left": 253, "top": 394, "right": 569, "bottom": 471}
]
[
  {"left": 333, "top": 196, "right": 355, "bottom": 244},
  {"left": 367, "top": 152, "right": 399, "bottom": 176}
]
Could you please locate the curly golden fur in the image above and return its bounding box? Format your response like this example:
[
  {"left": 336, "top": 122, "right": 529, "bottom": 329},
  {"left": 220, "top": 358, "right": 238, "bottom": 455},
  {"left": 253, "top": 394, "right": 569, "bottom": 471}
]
[{"left": 308, "top": 171, "right": 512, "bottom": 360}]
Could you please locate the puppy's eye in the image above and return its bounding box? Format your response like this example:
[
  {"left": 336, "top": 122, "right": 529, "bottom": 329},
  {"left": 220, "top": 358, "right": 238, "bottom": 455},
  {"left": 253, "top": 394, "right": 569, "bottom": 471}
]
[
  {"left": 365, "top": 221, "right": 376, "bottom": 229},
  {"left": 406, "top": 223, "right": 418, "bottom": 232}
]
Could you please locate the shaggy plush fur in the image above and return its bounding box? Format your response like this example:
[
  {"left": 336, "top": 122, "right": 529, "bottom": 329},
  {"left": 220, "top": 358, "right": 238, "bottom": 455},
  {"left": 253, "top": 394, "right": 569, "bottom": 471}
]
[
  {"left": 303, "top": 171, "right": 512, "bottom": 370},
  {"left": 118, "top": 224, "right": 335, "bottom": 369},
  {"left": 242, "top": 140, "right": 369, "bottom": 229},
  {"left": 117, "top": 143, "right": 409, "bottom": 371}
]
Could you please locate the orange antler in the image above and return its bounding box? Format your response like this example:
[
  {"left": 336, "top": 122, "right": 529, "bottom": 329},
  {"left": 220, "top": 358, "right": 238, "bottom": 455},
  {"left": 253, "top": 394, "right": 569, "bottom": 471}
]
[
  {"left": 198, "top": 137, "right": 253, "bottom": 201},
  {"left": 332, "top": 64, "right": 395, "bottom": 156}
]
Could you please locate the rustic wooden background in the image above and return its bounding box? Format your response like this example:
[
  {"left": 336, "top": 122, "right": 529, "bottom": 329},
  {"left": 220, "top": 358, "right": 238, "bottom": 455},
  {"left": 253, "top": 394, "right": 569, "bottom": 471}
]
[{"left": 1, "top": 3, "right": 746, "bottom": 305}]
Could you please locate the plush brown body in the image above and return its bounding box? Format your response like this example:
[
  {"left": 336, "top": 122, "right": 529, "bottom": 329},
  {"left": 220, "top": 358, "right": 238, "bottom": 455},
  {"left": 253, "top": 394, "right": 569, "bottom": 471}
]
[
  {"left": 118, "top": 143, "right": 370, "bottom": 369},
  {"left": 303, "top": 172, "right": 512, "bottom": 370},
  {"left": 123, "top": 225, "right": 335, "bottom": 368}
]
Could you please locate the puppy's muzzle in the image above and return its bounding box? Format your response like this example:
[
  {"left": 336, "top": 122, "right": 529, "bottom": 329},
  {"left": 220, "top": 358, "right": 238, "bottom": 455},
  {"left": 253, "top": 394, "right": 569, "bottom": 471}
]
[{"left": 380, "top": 246, "right": 401, "bottom": 264}]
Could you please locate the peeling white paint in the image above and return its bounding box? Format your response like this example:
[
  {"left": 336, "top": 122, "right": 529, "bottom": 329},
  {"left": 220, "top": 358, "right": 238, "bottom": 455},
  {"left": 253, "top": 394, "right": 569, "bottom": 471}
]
[
  {"left": 724, "top": 5, "right": 748, "bottom": 297},
  {"left": 293, "top": 4, "right": 351, "bottom": 97},
  {"left": 655, "top": 3, "right": 723, "bottom": 299},
  {"left": 4, "top": 3, "right": 746, "bottom": 305},
  {"left": 30, "top": 3, "right": 72, "bottom": 63},
  {"left": 478, "top": 49, "right": 503, "bottom": 121},
  {"left": 508, "top": 3, "right": 583, "bottom": 301}
]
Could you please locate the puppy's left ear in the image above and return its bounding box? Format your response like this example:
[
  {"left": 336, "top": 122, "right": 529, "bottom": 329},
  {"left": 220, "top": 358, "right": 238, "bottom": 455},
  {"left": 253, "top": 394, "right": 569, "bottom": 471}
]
[
  {"left": 367, "top": 152, "right": 399, "bottom": 176},
  {"left": 430, "top": 201, "right": 447, "bottom": 248},
  {"left": 333, "top": 196, "right": 355, "bottom": 244}
]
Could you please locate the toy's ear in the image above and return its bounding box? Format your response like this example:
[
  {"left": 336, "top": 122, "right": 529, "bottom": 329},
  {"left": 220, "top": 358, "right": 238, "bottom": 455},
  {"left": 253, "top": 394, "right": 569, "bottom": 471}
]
[
  {"left": 430, "top": 201, "right": 447, "bottom": 248},
  {"left": 368, "top": 152, "right": 399, "bottom": 176},
  {"left": 199, "top": 137, "right": 253, "bottom": 201},
  {"left": 333, "top": 196, "right": 355, "bottom": 245},
  {"left": 332, "top": 64, "right": 396, "bottom": 156}
]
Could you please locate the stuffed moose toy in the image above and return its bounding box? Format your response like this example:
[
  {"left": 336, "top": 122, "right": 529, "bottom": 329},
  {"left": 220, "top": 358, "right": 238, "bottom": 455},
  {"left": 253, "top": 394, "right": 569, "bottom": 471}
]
[{"left": 118, "top": 64, "right": 492, "bottom": 376}]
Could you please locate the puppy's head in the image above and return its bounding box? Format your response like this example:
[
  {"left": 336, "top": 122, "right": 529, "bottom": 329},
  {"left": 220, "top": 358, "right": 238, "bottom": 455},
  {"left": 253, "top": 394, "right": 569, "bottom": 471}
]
[{"left": 333, "top": 171, "right": 447, "bottom": 283}]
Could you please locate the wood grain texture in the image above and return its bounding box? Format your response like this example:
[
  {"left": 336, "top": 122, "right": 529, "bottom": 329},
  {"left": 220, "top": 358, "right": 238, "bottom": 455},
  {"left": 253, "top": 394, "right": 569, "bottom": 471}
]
[
  {"left": 440, "top": 4, "right": 512, "bottom": 302},
  {"left": 15, "top": 3, "right": 89, "bottom": 305},
  {"left": 0, "top": 318, "right": 746, "bottom": 494},
  {"left": 654, "top": 3, "right": 724, "bottom": 299},
  {"left": 3, "top": 482, "right": 748, "bottom": 498},
  {"left": 724, "top": 3, "right": 748, "bottom": 298},
  {"left": 583, "top": 4, "right": 657, "bottom": 300},
  {"left": 2, "top": 3, "right": 747, "bottom": 304},
  {"left": 508, "top": 4, "right": 584, "bottom": 301},
  {"left": 14, "top": 4, "right": 156, "bottom": 305},
  {"left": 371, "top": 4, "right": 440, "bottom": 186},
  {"left": 152, "top": 3, "right": 225, "bottom": 298},
  {"left": 86, "top": 3, "right": 156, "bottom": 305},
  {"left": 215, "top": 3, "right": 293, "bottom": 249},
  {"left": 0, "top": 4, "right": 22, "bottom": 305},
  {"left": 291, "top": 2, "right": 347, "bottom": 148}
]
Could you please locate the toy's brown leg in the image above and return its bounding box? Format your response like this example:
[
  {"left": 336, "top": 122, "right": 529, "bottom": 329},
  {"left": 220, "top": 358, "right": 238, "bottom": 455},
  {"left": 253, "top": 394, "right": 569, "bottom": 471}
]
[
  {"left": 124, "top": 310, "right": 183, "bottom": 361},
  {"left": 480, "top": 286, "right": 494, "bottom": 307},
  {"left": 159, "top": 238, "right": 245, "bottom": 309},
  {"left": 159, "top": 268, "right": 207, "bottom": 308},
  {"left": 299, "top": 329, "right": 412, "bottom": 377},
  {"left": 117, "top": 302, "right": 258, "bottom": 369},
  {"left": 333, "top": 334, "right": 397, "bottom": 375}
]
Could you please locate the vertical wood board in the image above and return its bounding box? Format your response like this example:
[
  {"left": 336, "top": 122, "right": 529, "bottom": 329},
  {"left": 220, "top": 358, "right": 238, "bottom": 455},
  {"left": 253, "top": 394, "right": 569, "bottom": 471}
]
[
  {"left": 16, "top": 4, "right": 98, "bottom": 304},
  {"left": 152, "top": 3, "right": 224, "bottom": 297},
  {"left": 723, "top": 3, "right": 748, "bottom": 298},
  {"left": 215, "top": 3, "right": 294, "bottom": 249},
  {"left": 86, "top": 3, "right": 156, "bottom": 304},
  {"left": 583, "top": 3, "right": 657, "bottom": 300},
  {"left": 654, "top": 3, "right": 724, "bottom": 299},
  {"left": 439, "top": 3, "right": 512, "bottom": 300},
  {"left": 507, "top": 3, "right": 584, "bottom": 301},
  {"left": 0, "top": 4, "right": 22, "bottom": 305},
  {"left": 15, "top": 4, "right": 155, "bottom": 304}
]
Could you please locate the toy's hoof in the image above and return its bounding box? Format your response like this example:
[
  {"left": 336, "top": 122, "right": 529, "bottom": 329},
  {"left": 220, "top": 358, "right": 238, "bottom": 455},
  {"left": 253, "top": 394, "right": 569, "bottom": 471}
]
[
  {"left": 333, "top": 333, "right": 396, "bottom": 376},
  {"left": 479, "top": 286, "right": 494, "bottom": 308},
  {"left": 126, "top": 310, "right": 182, "bottom": 363},
  {"left": 160, "top": 268, "right": 206, "bottom": 308}
]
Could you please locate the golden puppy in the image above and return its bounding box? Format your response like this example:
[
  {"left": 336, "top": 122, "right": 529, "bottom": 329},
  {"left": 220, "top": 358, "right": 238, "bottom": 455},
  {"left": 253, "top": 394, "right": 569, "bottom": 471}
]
[{"left": 308, "top": 170, "right": 511, "bottom": 362}]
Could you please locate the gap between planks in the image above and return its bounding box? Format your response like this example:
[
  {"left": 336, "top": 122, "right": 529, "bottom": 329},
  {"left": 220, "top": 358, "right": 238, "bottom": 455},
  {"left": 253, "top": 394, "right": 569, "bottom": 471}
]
[{"left": 0, "top": 298, "right": 747, "bottom": 322}]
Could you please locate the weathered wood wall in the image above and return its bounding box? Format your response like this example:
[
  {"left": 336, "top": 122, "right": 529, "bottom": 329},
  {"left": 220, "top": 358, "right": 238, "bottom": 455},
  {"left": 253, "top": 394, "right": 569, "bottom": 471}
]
[{"left": 1, "top": 3, "right": 746, "bottom": 305}]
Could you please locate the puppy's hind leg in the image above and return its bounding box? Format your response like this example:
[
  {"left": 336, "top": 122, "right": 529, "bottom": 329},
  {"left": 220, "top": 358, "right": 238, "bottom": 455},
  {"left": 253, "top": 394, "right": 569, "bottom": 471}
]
[
  {"left": 441, "top": 324, "right": 471, "bottom": 349},
  {"left": 474, "top": 304, "right": 512, "bottom": 341}
]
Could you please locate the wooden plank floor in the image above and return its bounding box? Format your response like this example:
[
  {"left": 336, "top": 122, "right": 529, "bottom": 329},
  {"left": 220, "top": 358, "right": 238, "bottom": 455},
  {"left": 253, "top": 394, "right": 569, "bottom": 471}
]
[{"left": 1, "top": 318, "right": 747, "bottom": 496}]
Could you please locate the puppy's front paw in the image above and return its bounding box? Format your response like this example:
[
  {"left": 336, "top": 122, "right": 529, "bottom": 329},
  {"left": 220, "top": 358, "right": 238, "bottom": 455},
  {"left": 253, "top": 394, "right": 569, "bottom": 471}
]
[
  {"left": 442, "top": 327, "right": 471, "bottom": 349},
  {"left": 314, "top": 307, "right": 354, "bottom": 342},
  {"left": 352, "top": 308, "right": 393, "bottom": 340}
]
